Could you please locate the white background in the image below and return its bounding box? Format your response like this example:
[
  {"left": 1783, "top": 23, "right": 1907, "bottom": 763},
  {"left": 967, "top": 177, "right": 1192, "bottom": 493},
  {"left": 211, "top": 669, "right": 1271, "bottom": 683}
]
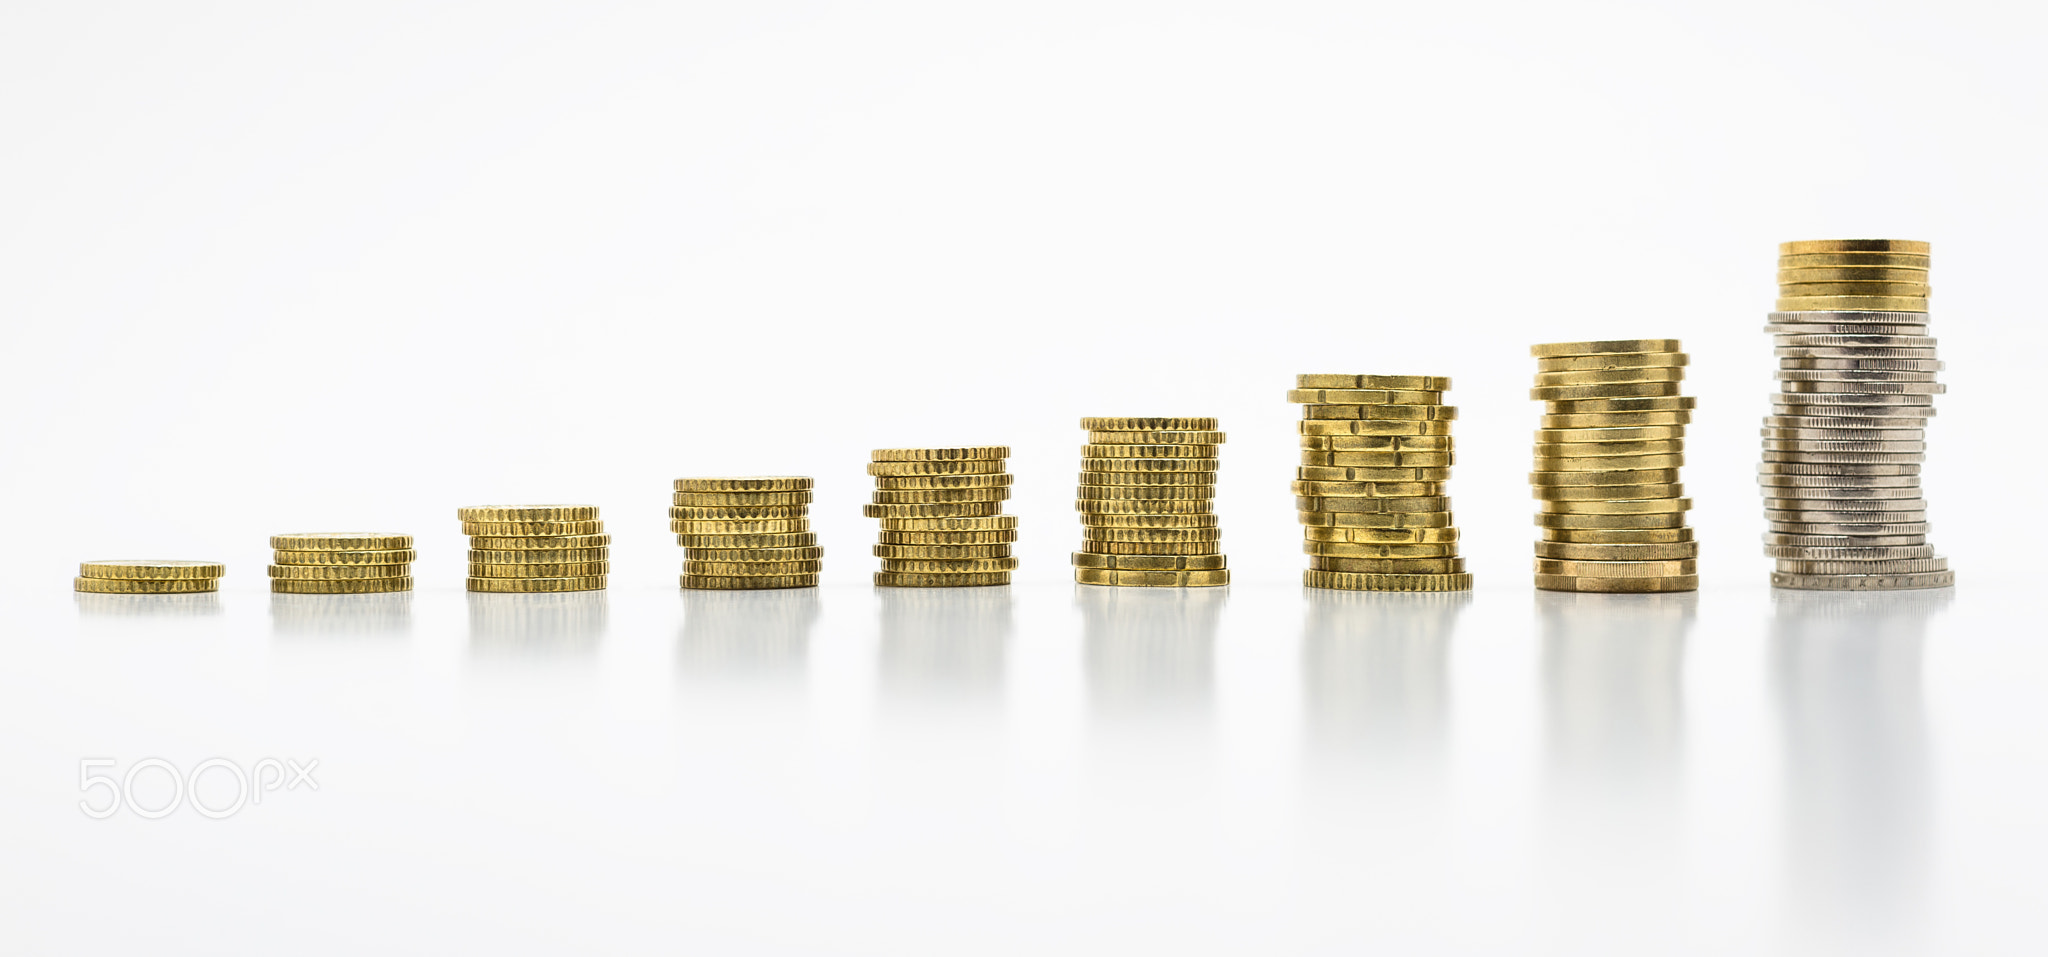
[{"left": 2, "top": 1, "right": 2045, "bottom": 954}]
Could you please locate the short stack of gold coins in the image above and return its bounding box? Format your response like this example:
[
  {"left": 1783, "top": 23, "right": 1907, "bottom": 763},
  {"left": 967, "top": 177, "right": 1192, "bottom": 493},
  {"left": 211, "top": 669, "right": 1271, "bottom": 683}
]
[
  {"left": 269, "top": 533, "right": 414, "bottom": 593},
  {"left": 1072, "top": 417, "right": 1229, "bottom": 587},
  {"left": 1528, "top": 340, "right": 1699, "bottom": 593},
  {"left": 75, "top": 560, "right": 224, "bottom": 594},
  {"left": 675, "top": 477, "right": 820, "bottom": 590},
  {"left": 866, "top": 448, "right": 1015, "bottom": 587},
  {"left": 1290, "top": 375, "right": 1471, "bottom": 591},
  {"left": 458, "top": 505, "right": 608, "bottom": 592},
  {"left": 1762, "top": 238, "right": 1951, "bottom": 590}
]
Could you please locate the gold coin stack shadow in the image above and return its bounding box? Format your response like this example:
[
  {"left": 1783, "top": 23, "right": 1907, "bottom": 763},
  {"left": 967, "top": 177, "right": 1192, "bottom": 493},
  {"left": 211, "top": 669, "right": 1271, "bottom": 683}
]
[
  {"left": 1072, "top": 417, "right": 1229, "bottom": 587},
  {"left": 1762, "top": 239, "right": 1951, "bottom": 590},
  {"left": 674, "top": 477, "right": 820, "bottom": 590},
  {"left": 75, "top": 560, "right": 225, "bottom": 594},
  {"left": 1290, "top": 375, "right": 1471, "bottom": 591},
  {"left": 458, "top": 505, "right": 608, "bottom": 593},
  {"left": 269, "top": 533, "right": 414, "bottom": 593},
  {"left": 865, "top": 447, "right": 1016, "bottom": 587},
  {"left": 1528, "top": 340, "right": 1699, "bottom": 593}
]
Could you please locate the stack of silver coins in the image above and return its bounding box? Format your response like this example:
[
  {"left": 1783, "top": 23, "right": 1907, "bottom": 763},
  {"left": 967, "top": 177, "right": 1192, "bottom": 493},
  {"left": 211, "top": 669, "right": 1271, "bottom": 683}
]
[{"left": 1760, "top": 239, "right": 1952, "bottom": 590}]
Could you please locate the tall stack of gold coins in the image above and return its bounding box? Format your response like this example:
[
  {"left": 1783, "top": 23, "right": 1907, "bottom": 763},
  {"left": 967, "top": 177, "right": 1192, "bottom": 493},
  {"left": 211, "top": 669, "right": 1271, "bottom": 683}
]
[
  {"left": 269, "top": 533, "right": 414, "bottom": 593},
  {"left": 1290, "top": 375, "right": 1471, "bottom": 591},
  {"left": 1072, "top": 417, "right": 1229, "bottom": 587},
  {"left": 75, "top": 560, "right": 224, "bottom": 594},
  {"left": 458, "top": 505, "right": 608, "bottom": 592},
  {"left": 1762, "top": 239, "right": 1951, "bottom": 590},
  {"left": 675, "top": 477, "right": 820, "bottom": 590},
  {"left": 1528, "top": 340, "right": 1699, "bottom": 593},
  {"left": 866, "top": 447, "right": 1015, "bottom": 587}
]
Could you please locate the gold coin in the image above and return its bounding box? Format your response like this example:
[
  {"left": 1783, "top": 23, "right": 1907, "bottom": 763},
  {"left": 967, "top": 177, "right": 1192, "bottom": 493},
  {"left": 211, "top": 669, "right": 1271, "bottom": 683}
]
[
  {"left": 1077, "top": 541, "right": 1223, "bottom": 555},
  {"left": 1075, "top": 485, "right": 1214, "bottom": 501},
  {"left": 863, "top": 502, "right": 1004, "bottom": 518},
  {"left": 1296, "top": 466, "right": 1453, "bottom": 483},
  {"left": 681, "top": 574, "right": 817, "bottom": 590},
  {"left": 1534, "top": 558, "right": 1698, "bottom": 578},
  {"left": 1081, "top": 416, "right": 1219, "bottom": 431},
  {"left": 268, "top": 563, "right": 408, "bottom": 580},
  {"left": 1301, "top": 433, "right": 1453, "bottom": 452},
  {"left": 1535, "top": 353, "right": 1689, "bottom": 372},
  {"left": 684, "top": 546, "right": 826, "bottom": 563},
  {"left": 1074, "top": 567, "right": 1230, "bottom": 587},
  {"left": 463, "top": 520, "right": 603, "bottom": 536},
  {"left": 1076, "top": 499, "right": 1213, "bottom": 515},
  {"left": 1291, "top": 480, "right": 1444, "bottom": 498},
  {"left": 1532, "top": 367, "right": 1687, "bottom": 386},
  {"left": 1077, "top": 471, "right": 1215, "bottom": 487},
  {"left": 1296, "top": 495, "right": 1450, "bottom": 513},
  {"left": 1310, "top": 556, "right": 1465, "bottom": 574},
  {"left": 676, "top": 532, "right": 819, "bottom": 549},
  {"left": 455, "top": 505, "right": 598, "bottom": 523},
  {"left": 1775, "top": 296, "right": 1928, "bottom": 312},
  {"left": 470, "top": 561, "right": 612, "bottom": 578},
  {"left": 669, "top": 505, "right": 809, "bottom": 520},
  {"left": 871, "top": 446, "right": 1009, "bottom": 462},
  {"left": 1534, "top": 574, "right": 1697, "bottom": 593},
  {"left": 1070, "top": 553, "right": 1228, "bottom": 570},
  {"left": 1531, "top": 339, "right": 1682, "bottom": 358},
  {"left": 1086, "top": 430, "right": 1227, "bottom": 445},
  {"left": 1078, "top": 512, "right": 1217, "bottom": 528},
  {"left": 1534, "top": 512, "right": 1688, "bottom": 529},
  {"left": 1296, "top": 422, "right": 1453, "bottom": 441},
  {"left": 1303, "top": 541, "right": 1459, "bottom": 558},
  {"left": 671, "top": 518, "right": 810, "bottom": 534},
  {"left": 1531, "top": 426, "right": 1684, "bottom": 443},
  {"left": 1777, "top": 282, "right": 1930, "bottom": 298},
  {"left": 270, "top": 577, "right": 411, "bottom": 595},
  {"left": 671, "top": 490, "right": 814, "bottom": 507},
  {"left": 879, "top": 557, "right": 1020, "bottom": 574},
  {"left": 1530, "top": 382, "right": 1683, "bottom": 401},
  {"left": 1535, "top": 541, "right": 1698, "bottom": 561},
  {"left": 874, "top": 571, "right": 1011, "bottom": 588},
  {"left": 1084, "top": 526, "right": 1223, "bottom": 543},
  {"left": 1296, "top": 374, "right": 1451, "bottom": 391},
  {"left": 1543, "top": 396, "right": 1696, "bottom": 414},
  {"left": 1286, "top": 389, "right": 1445, "bottom": 405},
  {"left": 467, "top": 548, "right": 604, "bottom": 565},
  {"left": 78, "top": 560, "right": 224, "bottom": 580},
  {"left": 1303, "top": 570, "right": 1471, "bottom": 592},
  {"left": 1544, "top": 527, "right": 1694, "bottom": 544},
  {"left": 1534, "top": 483, "right": 1682, "bottom": 501},
  {"left": 467, "top": 576, "right": 606, "bottom": 593},
  {"left": 673, "top": 477, "right": 813, "bottom": 492},
  {"left": 867, "top": 459, "right": 1006, "bottom": 477},
  {"left": 1542, "top": 412, "right": 1692, "bottom": 429},
  {"left": 872, "top": 544, "right": 1012, "bottom": 560},
  {"left": 469, "top": 533, "right": 611, "bottom": 550},
  {"left": 1777, "top": 252, "right": 1930, "bottom": 269},
  {"left": 273, "top": 548, "right": 417, "bottom": 566},
  {"left": 1539, "top": 498, "right": 1692, "bottom": 515},
  {"left": 683, "top": 560, "right": 824, "bottom": 576},
  {"left": 877, "top": 530, "right": 1018, "bottom": 545},
  {"left": 1300, "top": 403, "right": 1457, "bottom": 421},
  {"left": 268, "top": 533, "right": 413, "bottom": 551},
  {"left": 872, "top": 473, "right": 1015, "bottom": 490},
  {"left": 1298, "top": 511, "right": 1453, "bottom": 528},
  {"left": 1082, "top": 443, "right": 1221, "bottom": 458},
  {"left": 1777, "top": 267, "right": 1928, "bottom": 283},
  {"left": 871, "top": 487, "right": 1011, "bottom": 504},
  {"left": 1532, "top": 453, "right": 1686, "bottom": 471},
  {"left": 1529, "top": 468, "right": 1682, "bottom": 486},
  {"left": 1532, "top": 439, "right": 1683, "bottom": 457},
  {"left": 1297, "top": 449, "right": 1452, "bottom": 467},
  {"left": 876, "top": 515, "right": 1019, "bottom": 531},
  {"left": 1302, "top": 526, "right": 1460, "bottom": 544},
  {"left": 1780, "top": 239, "right": 1928, "bottom": 255},
  {"left": 1082, "top": 458, "right": 1220, "bottom": 472},
  {"left": 75, "top": 576, "right": 219, "bottom": 594}
]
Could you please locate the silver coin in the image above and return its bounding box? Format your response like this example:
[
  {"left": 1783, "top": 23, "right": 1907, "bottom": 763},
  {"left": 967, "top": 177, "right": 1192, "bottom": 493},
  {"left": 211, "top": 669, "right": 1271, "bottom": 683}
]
[
  {"left": 1762, "top": 453, "right": 1926, "bottom": 466},
  {"left": 1768, "top": 521, "right": 1932, "bottom": 536},
  {"left": 1767, "top": 311, "right": 1932, "bottom": 325},
  {"left": 1762, "top": 545, "right": 1936, "bottom": 560},
  {"left": 1777, "top": 358, "right": 1944, "bottom": 372},
  {"left": 1774, "top": 334, "right": 1939, "bottom": 349},
  {"left": 1758, "top": 462, "right": 1919, "bottom": 476},
  {"left": 1776, "top": 346, "right": 1939, "bottom": 359},
  {"left": 1757, "top": 476, "right": 1922, "bottom": 491},
  {"left": 1770, "top": 407, "right": 1936, "bottom": 423},
  {"left": 1769, "top": 509, "right": 1929, "bottom": 523},
  {"left": 1779, "top": 380, "right": 1946, "bottom": 395},
  {"left": 1770, "top": 570, "right": 1954, "bottom": 591},
  {"left": 1763, "top": 532, "right": 1928, "bottom": 547},
  {"left": 1763, "top": 415, "right": 1936, "bottom": 430},
  {"left": 1762, "top": 498, "right": 1927, "bottom": 512},
  {"left": 1775, "top": 557, "right": 1949, "bottom": 576},
  {"left": 1761, "top": 440, "right": 1927, "bottom": 454},
  {"left": 1766, "top": 323, "right": 1930, "bottom": 336},
  {"left": 1772, "top": 392, "right": 1936, "bottom": 405},
  {"left": 1760, "top": 427, "right": 1925, "bottom": 441},
  {"left": 1754, "top": 485, "right": 1923, "bottom": 500},
  {"left": 1775, "top": 369, "right": 1943, "bottom": 383}
]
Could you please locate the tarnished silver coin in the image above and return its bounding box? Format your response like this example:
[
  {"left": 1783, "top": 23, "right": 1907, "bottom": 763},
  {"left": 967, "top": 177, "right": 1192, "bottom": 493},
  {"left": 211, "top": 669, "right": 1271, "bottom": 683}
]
[
  {"left": 1767, "top": 311, "right": 1931, "bottom": 325},
  {"left": 1776, "top": 346, "right": 1939, "bottom": 359},
  {"left": 1763, "top": 532, "right": 1928, "bottom": 548},
  {"left": 1775, "top": 369, "right": 1943, "bottom": 383},
  {"left": 1765, "top": 323, "right": 1930, "bottom": 336},
  {"left": 1757, "top": 475, "right": 1923, "bottom": 490},
  {"left": 1767, "top": 520, "right": 1931, "bottom": 536},
  {"left": 1760, "top": 440, "right": 1927, "bottom": 454},
  {"left": 1762, "top": 498, "right": 1927, "bottom": 512},
  {"left": 1763, "top": 415, "right": 1936, "bottom": 430},
  {"left": 1760, "top": 427, "right": 1925, "bottom": 441},
  {"left": 1768, "top": 508, "right": 1928, "bottom": 523},
  {"left": 1774, "top": 334, "right": 1938, "bottom": 349},
  {"left": 1758, "top": 462, "right": 1920, "bottom": 476},
  {"left": 1777, "top": 358, "right": 1944, "bottom": 372},
  {"left": 1780, "top": 380, "right": 1946, "bottom": 395},
  {"left": 1755, "top": 484, "right": 1924, "bottom": 500},
  {"left": 1772, "top": 570, "right": 1953, "bottom": 590},
  {"left": 1761, "top": 451, "right": 1926, "bottom": 465},
  {"left": 1762, "top": 545, "right": 1936, "bottom": 560},
  {"left": 1775, "top": 557, "right": 1948, "bottom": 576}
]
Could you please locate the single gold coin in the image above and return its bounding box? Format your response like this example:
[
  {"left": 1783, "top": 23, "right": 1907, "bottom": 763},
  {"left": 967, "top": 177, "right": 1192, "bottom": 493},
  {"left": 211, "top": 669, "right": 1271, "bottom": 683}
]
[
  {"left": 1297, "top": 496, "right": 1452, "bottom": 514},
  {"left": 469, "top": 533, "right": 611, "bottom": 550},
  {"left": 867, "top": 459, "right": 1006, "bottom": 477},
  {"left": 1534, "top": 573, "right": 1698, "bottom": 593},
  {"left": 1302, "top": 570, "right": 1472, "bottom": 592},
  {"left": 1535, "top": 558, "right": 1698, "bottom": 578},
  {"left": 1301, "top": 403, "right": 1458, "bottom": 421},
  {"left": 1309, "top": 556, "right": 1466, "bottom": 574},
  {"left": 1079, "top": 512, "right": 1217, "bottom": 528},
  {"left": 470, "top": 561, "right": 612, "bottom": 578},
  {"left": 1301, "top": 433, "right": 1453, "bottom": 452},
  {"left": 1532, "top": 439, "right": 1683, "bottom": 457},
  {"left": 684, "top": 546, "right": 826, "bottom": 563},
  {"left": 1531, "top": 339, "right": 1683, "bottom": 358},
  {"left": 1078, "top": 471, "right": 1215, "bottom": 487},
  {"left": 879, "top": 557, "right": 1020, "bottom": 574},
  {"left": 1532, "top": 367, "right": 1687, "bottom": 386},
  {"left": 1086, "top": 430, "right": 1227, "bottom": 445},
  {"left": 681, "top": 574, "right": 817, "bottom": 590},
  {"left": 1298, "top": 449, "right": 1452, "bottom": 467},
  {"left": 1084, "top": 526, "right": 1223, "bottom": 543},
  {"left": 864, "top": 502, "right": 1005, "bottom": 518},
  {"left": 271, "top": 577, "right": 412, "bottom": 595},
  {"left": 876, "top": 515, "right": 1019, "bottom": 532},
  {"left": 462, "top": 520, "right": 603, "bottom": 537},
  {"left": 273, "top": 548, "right": 417, "bottom": 566},
  {"left": 1780, "top": 239, "right": 1929, "bottom": 255},
  {"left": 1532, "top": 426, "right": 1685, "bottom": 443},
  {"left": 1777, "top": 267, "right": 1928, "bottom": 283},
  {"left": 874, "top": 571, "right": 1011, "bottom": 588},
  {"left": 1535, "top": 353, "right": 1689, "bottom": 372},
  {"left": 1286, "top": 389, "right": 1446, "bottom": 405},
  {"left": 872, "top": 544, "right": 1012, "bottom": 560},
  {"left": 268, "top": 563, "right": 408, "bottom": 580},
  {"left": 1530, "top": 381, "right": 1683, "bottom": 401},
  {"left": 1543, "top": 412, "right": 1693, "bottom": 429},
  {"left": 1777, "top": 252, "right": 1930, "bottom": 270},
  {"left": 871, "top": 446, "right": 1009, "bottom": 462},
  {"left": 1535, "top": 541, "right": 1699, "bottom": 561},
  {"left": 671, "top": 518, "right": 810, "bottom": 534},
  {"left": 1534, "top": 483, "right": 1683, "bottom": 501},
  {"left": 1296, "top": 421, "right": 1453, "bottom": 441},
  {"left": 1543, "top": 396, "right": 1696, "bottom": 414},
  {"left": 269, "top": 533, "right": 413, "bottom": 551},
  {"left": 1529, "top": 468, "right": 1683, "bottom": 487},
  {"left": 1078, "top": 540, "right": 1223, "bottom": 555},
  {"left": 671, "top": 490, "right": 813, "bottom": 507},
  {"left": 466, "top": 548, "right": 607, "bottom": 565},
  {"left": 1533, "top": 453, "right": 1687, "bottom": 471},
  {"left": 676, "top": 532, "right": 819, "bottom": 549},
  {"left": 683, "top": 560, "right": 824, "bottom": 577},
  {"left": 468, "top": 576, "right": 606, "bottom": 593},
  {"left": 75, "top": 576, "right": 219, "bottom": 594},
  {"left": 871, "top": 487, "right": 1011, "bottom": 504},
  {"left": 1291, "top": 480, "right": 1444, "bottom": 498},
  {"left": 1070, "top": 553, "right": 1228, "bottom": 571},
  {"left": 1777, "top": 282, "right": 1930, "bottom": 298},
  {"left": 1540, "top": 498, "right": 1693, "bottom": 515},
  {"left": 1076, "top": 499, "right": 1213, "bottom": 515},
  {"left": 456, "top": 505, "right": 598, "bottom": 523},
  {"left": 1302, "top": 526, "right": 1461, "bottom": 544},
  {"left": 673, "top": 477, "right": 813, "bottom": 492},
  {"left": 1081, "top": 416, "right": 1219, "bottom": 432},
  {"left": 878, "top": 529, "right": 1018, "bottom": 545},
  {"left": 1295, "top": 466, "right": 1452, "bottom": 483},
  {"left": 669, "top": 505, "right": 809, "bottom": 520},
  {"left": 872, "top": 473, "right": 1015, "bottom": 490},
  {"left": 1534, "top": 512, "right": 1688, "bottom": 529},
  {"left": 1776, "top": 296, "right": 1928, "bottom": 312},
  {"left": 1296, "top": 374, "right": 1451, "bottom": 391},
  {"left": 1303, "top": 541, "right": 1459, "bottom": 558},
  {"left": 1082, "top": 443, "right": 1222, "bottom": 458},
  {"left": 1074, "top": 567, "right": 1230, "bottom": 587},
  {"left": 78, "top": 560, "right": 225, "bottom": 580},
  {"left": 1076, "top": 485, "right": 1214, "bottom": 501},
  {"left": 1544, "top": 527, "right": 1694, "bottom": 544},
  {"left": 1298, "top": 511, "right": 1453, "bottom": 529},
  {"left": 1082, "top": 458, "right": 1220, "bottom": 472}
]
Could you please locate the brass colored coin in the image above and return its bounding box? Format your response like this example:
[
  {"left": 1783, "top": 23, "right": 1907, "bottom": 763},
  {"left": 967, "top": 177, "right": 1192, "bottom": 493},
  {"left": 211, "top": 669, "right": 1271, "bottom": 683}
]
[
  {"left": 1074, "top": 567, "right": 1230, "bottom": 587},
  {"left": 274, "top": 549, "right": 416, "bottom": 566},
  {"left": 456, "top": 505, "right": 598, "bottom": 523},
  {"left": 1309, "top": 557, "right": 1466, "bottom": 574},
  {"left": 1543, "top": 396, "right": 1696, "bottom": 414},
  {"left": 463, "top": 520, "right": 603, "bottom": 536},
  {"left": 1081, "top": 417, "right": 1218, "bottom": 431},
  {"left": 1530, "top": 382, "right": 1684, "bottom": 402},
  {"left": 1295, "top": 495, "right": 1451, "bottom": 513},
  {"left": 1777, "top": 282, "right": 1931, "bottom": 298},
  {"left": 1302, "top": 404, "right": 1458, "bottom": 422},
  {"left": 1776, "top": 296, "right": 1928, "bottom": 313},
  {"left": 469, "top": 533, "right": 611, "bottom": 550},
  {"left": 1543, "top": 412, "right": 1692, "bottom": 429},
  {"left": 669, "top": 505, "right": 808, "bottom": 521},
  {"left": 1291, "top": 480, "right": 1444, "bottom": 498},
  {"left": 466, "top": 576, "right": 606, "bottom": 593},
  {"left": 1076, "top": 485, "right": 1214, "bottom": 501},
  {"left": 1287, "top": 389, "right": 1446, "bottom": 405},
  {"left": 1077, "top": 471, "right": 1216, "bottom": 487},
  {"left": 1540, "top": 498, "right": 1692, "bottom": 515},
  {"left": 470, "top": 561, "right": 613, "bottom": 578},
  {"left": 78, "top": 560, "right": 225, "bottom": 580},
  {"left": 1531, "top": 339, "right": 1683, "bottom": 358},
  {"left": 1535, "top": 574, "right": 1697, "bottom": 593},
  {"left": 1070, "top": 552, "right": 1228, "bottom": 570},
  {"left": 1771, "top": 571, "right": 1953, "bottom": 591},
  {"left": 671, "top": 490, "right": 814, "bottom": 507},
  {"left": 1778, "top": 252, "right": 1930, "bottom": 269},
  {"left": 1077, "top": 541, "right": 1223, "bottom": 556},
  {"left": 1078, "top": 513, "right": 1218, "bottom": 528},
  {"left": 1297, "top": 450, "right": 1453, "bottom": 468},
  {"left": 870, "top": 446, "right": 1009, "bottom": 462},
  {"left": 1532, "top": 426, "right": 1685, "bottom": 443},
  {"left": 673, "top": 477, "right": 813, "bottom": 492},
  {"left": 1780, "top": 239, "right": 1928, "bottom": 255},
  {"left": 1302, "top": 526, "right": 1462, "bottom": 544},
  {"left": 270, "top": 577, "right": 412, "bottom": 595},
  {"left": 1303, "top": 570, "right": 1472, "bottom": 592},
  {"left": 1534, "top": 512, "right": 1687, "bottom": 529},
  {"left": 1531, "top": 453, "right": 1684, "bottom": 471},
  {"left": 1299, "top": 434, "right": 1453, "bottom": 452},
  {"left": 877, "top": 530, "right": 1018, "bottom": 545},
  {"left": 864, "top": 502, "right": 1004, "bottom": 518},
  {"left": 867, "top": 459, "right": 1005, "bottom": 476},
  {"left": 1778, "top": 267, "right": 1928, "bottom": 283},
  {"left": 1304, "top": 541, "right": 1459, "bottom": 558},
  {"left": 1086, "top": 430, "right": 1227, "bottom": 445},
  {"left": 874, "top": 572, "right": 1011, "bottom": 587},
  {"left": 1775, "top": 558, "right": 1948, "bottom": 576},
  {"left": 880, "top": 557, "right": 1020, "bottom": 574},
  {"left": 684, "top": 560, "right": 825, "bottom": 576},
  {"left": 872, "top": 544, "right": 1012, "bottom": 560},
  {"left": 1530, "top": 468, "right": 1682, "bottom": 486},
  {"left": 269, "top": 533, "right": 413, "bottom": 551},
  {"left": 1298, "top": 511, "right": 1453, "bottom": 529},
  {"left": 1545, "top": 527, "right": 1694, "bottom": 544},
  {"left": 75, "top": 576, "right": 219, "bottom": 594},
  {"left": 1085, "top": 526, "right": 1223, "bottom": 543},
  {"left": 683, "top": 546, "right": 826, "bottom": 563},
  {"left": 872, "top": 473, "right": 1015, "bottom": 490},
  {"left": 1083, "top": 458, "right": 1220, "bottom": 472},
  {"left": 1296, "top": 374, "right": 1451, "bottom": 391},
  {"left": 871, "top": 486, "right": 1011, "bottom": 504},
  {"left": 1533, "top": 368, "right": 1687, "bottom": 386},
  {"left": 1295, "top": 466, "right": 1453, "bottom": 482},
  {"left": 267, "top": 563, "right": 406, "bottom": 580},
  {"left": 1077, "top": 499, "right": 1213, "bottom": 515},
  {"left": 1296, "top": 421, "right": 1454, "bottom": 440},
  {"left": 676, "top": 532, "right": 819, "bottom": 549},
  {"left": 1536, "top": 541, "right": 1699, "bottom": 561},
  {"left": 1083, "top": 443, "right": 1222, "bottom": 458},
  {"left": 1535, "top": 558, "right": 1697, "bottom": 578},
  {"left": 1532, "top": 439, "right": 1683, "bottom": 456},
  {"left": 671, "top": 518, "right": 810, "bottom": 534},
  {"left": 681, "top": 574, "right": 818, "bottom": 590},
  {"left": 876, "top": 515, "right": 1019, "bottom": 531},
  {"left": 1537, "top": 483, "right": 1683, "bottom": 501},
  {"left": 1536, "top": 353, "right": 1688, "bottom": 372}
]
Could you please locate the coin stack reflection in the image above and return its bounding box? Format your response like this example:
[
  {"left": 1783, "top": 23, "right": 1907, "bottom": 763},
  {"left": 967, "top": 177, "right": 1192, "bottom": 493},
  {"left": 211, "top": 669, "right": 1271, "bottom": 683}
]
[
  {"left": 1291, "top": 375, "right": 1471, "bottom": 591},
  {"left": 458, "top": 506, "right": 608, "bottom": 592},
  {"left": 674, "top": 477, "right": 820, "bottom": 589},
  {"left": 1528, "top": 340, "right": 1699, "bottom": 593},
  {"left": 1072, "top": 417, "right": 1229, "bottom": 587},
  {"left": 75, "top": 560, "right": 224, "bottom": 594},
  {"left": 269, "top": 533, "right": 414, "bottom": 593},
  {"left": 1761, "top": 239, "right": 1951, "bottom": 590},
  {"left": 866, "top": 447, "right": 1015, "bottom": 587}
]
